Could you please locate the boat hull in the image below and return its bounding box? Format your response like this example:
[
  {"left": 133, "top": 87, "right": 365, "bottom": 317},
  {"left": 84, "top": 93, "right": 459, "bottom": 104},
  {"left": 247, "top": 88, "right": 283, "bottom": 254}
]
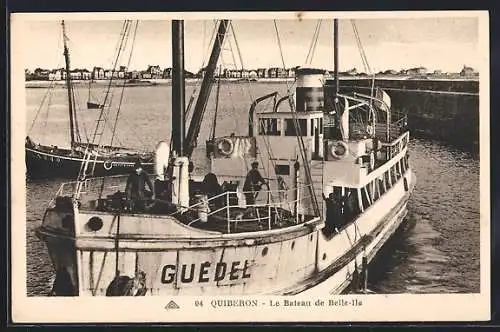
[
  {"left": 26, "top": 146, "right": 155, "bottom": 179},
  {"left": 86, "top": 101, "right": 102, "bottom": 109},
  {"left": 36, "top": 168, "right": 416, "bottom": 296}
]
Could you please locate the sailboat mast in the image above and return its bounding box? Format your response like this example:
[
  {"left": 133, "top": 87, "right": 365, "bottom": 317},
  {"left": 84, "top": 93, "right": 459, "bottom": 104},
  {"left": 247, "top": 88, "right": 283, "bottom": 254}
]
[
  {"left": 61, "top": 20, "right": 76, "bottom": 146},
  {"left": 184, "top": 20, "right": 229, "bottom": 158},
  {"left": 172, "top": 20, "right": 186, "bottom": 157},
  {"left": 333, "top": 19, "right": 339, "bottom": 96}
]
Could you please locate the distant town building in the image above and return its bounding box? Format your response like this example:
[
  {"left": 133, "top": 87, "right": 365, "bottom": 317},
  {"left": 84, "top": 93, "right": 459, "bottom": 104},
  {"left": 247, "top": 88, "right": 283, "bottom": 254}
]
[
  {"left": 382, "top": 69, "right": 398, "bottom": 75},
  {"left": 33, "top": 68, "right": 51, "bottom": 80},
  {"left": 147, "top": 65, "right": 162, "bottom": 78},
  {"left": 460, "top": 65, "right": 477, "bottom": 77},
  {"left": 130, "top": 70, "right": 141, "bottom": 79},
  {"left": 407, "top": 66, "right": 427, "bottom": 76},
  {"left": 92, "top": 67, "right": 105, "bottom": 80},
  {"left": 257, "top": 68, "right": 267, "bottom": 78},
  {"left": 49, "top": 68, "right": 65, "bottom": 81},
  {"left": 342, "top": 68, "right": 358, "bottom": 76},
  {"left": 163, "top": 67, "right": 172, "bottom": 79}
]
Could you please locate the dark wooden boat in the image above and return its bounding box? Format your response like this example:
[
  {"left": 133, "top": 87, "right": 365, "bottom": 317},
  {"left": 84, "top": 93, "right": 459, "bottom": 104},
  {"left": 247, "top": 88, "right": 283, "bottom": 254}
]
[
  {"left": 26, "top": 21, "right": 154, "bottom": 179},
  {"left": 25, "top": 137, "right": 154, "bottom": 179},
  {"left": 86, "top": 101, "right": 103, "bottom": 109}
]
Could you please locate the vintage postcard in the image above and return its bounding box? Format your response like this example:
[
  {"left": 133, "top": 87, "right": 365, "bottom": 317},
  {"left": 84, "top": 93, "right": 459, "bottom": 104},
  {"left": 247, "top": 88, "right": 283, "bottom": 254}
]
[{"left": 11, "top": 10, "right": 490, "bottom": 323}]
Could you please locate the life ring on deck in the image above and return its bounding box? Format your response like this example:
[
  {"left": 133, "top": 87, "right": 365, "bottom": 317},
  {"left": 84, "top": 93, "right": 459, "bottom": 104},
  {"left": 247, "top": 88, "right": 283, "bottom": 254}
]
[
  {"left": 217, "top": 138, "right": 234, "bottom": 156},
  {"left": 329, "top": 141, "right": 349, "bottom": 160},
  {"left": 369, "top": 151, "right": 375, "bottom": 171},
  {"left": 103, "top": 160, "right": 113, "bottom": 171},
  {"left": 403, "top": 177, "right": 409, "bottom": 191}
]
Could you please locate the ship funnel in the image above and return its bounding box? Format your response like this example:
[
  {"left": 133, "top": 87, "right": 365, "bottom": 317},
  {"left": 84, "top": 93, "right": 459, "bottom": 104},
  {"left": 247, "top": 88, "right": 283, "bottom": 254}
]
[
  {"left": 295, "top": 68, "right": 325, "bottom": 112},
  {"left": 155, "top": 141, "right": 170, "bottom": 181}
]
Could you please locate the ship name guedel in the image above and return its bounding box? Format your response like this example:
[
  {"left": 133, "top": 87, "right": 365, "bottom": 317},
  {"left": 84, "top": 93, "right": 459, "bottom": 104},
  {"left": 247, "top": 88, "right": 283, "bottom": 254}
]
[{"left": 161, "top": 260, "right": 252, "bottom": 284}]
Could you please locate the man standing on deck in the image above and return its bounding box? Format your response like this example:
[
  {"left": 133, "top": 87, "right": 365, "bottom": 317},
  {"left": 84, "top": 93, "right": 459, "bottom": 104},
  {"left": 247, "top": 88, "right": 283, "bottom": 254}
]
[
  {"left": 125, "top": 160, "right": 155, "bottom": 212},
  {"left": 323, "top": 192, "right": 342, "bottom": 234},
  {"left": 243, "top": 161, "right": 267, "bottom": 206}
]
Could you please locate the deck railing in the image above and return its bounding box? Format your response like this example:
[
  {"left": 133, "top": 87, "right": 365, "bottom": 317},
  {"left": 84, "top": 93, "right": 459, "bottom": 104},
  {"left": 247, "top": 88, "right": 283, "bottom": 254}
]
[
  {"left": 47, "top": 175, "right": 318, "bottom": 233},
  {"left": 185, "top": 184, "right": 316, "bottom": 233}
]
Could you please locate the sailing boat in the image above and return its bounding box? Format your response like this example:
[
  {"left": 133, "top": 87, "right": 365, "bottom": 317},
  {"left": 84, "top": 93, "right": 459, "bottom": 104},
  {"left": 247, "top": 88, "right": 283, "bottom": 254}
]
[
  {"left": 25, "top": 21, "right": 154, "bottom": 179},
  {"left": 86, "top": 80, "right": 104, "bottom": 109},
  {"left": 36, "top": 19, "right": 416, "bottom": 296}
]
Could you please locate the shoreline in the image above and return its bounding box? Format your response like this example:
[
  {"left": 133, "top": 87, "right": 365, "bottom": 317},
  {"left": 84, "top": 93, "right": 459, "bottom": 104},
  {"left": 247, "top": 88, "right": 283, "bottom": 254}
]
[{"left": 24, "top": 76, "right": 479, "bottom": 89}]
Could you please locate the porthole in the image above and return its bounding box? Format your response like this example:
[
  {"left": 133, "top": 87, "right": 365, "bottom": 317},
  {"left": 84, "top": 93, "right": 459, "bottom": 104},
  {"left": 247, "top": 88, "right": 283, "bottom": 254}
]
[
  {"left": 310, "top": 234, "right": 314, "bottom": 241},
  {"left": 291, "top": 241, "right": 295, "bottom": 250},
  {"left": 322, "top": 253, "right": 327, "bottom": 260},
  {"left": 86, "top": 217, "right": 103, "bottom": 232},
  {"left": 262, "top": 247, "right": 268, "bottom": 256}
]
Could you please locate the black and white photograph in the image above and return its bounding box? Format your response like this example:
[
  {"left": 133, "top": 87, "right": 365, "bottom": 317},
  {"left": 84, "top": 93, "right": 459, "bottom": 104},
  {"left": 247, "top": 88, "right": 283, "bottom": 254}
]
[{"left": 11, "top": 11, "right": 490, "bottom": 322}]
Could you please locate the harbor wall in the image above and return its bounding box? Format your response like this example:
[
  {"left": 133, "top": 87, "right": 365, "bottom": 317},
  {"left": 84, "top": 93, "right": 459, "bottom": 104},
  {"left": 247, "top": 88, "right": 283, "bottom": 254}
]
[{"left": 336, "top": 78, "right": 480, "bottom": 154}]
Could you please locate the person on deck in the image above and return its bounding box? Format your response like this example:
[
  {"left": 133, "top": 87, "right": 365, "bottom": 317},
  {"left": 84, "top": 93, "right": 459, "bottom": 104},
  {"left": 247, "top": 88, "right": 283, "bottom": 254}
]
[
  {"left": 243, "top": 161, "right": 267, "bottom": 206},
  {"left": 323, "top": 192, "right": 343, "bottom": 233},
  {"left": 125, "top": 160, "right": 154, "bottom": 212}
]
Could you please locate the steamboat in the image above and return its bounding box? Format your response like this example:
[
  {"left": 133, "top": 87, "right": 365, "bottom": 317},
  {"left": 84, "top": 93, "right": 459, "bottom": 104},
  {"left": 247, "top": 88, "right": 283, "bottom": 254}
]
[{"left": 36, "top": 19, "right": 416, "bottom": 296}]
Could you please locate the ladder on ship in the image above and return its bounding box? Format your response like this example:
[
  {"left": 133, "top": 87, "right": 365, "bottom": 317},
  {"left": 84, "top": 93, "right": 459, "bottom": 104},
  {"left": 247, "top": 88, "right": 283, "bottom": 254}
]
[{"left": 75, "top": 20, "right": 137, "bottom": 198}]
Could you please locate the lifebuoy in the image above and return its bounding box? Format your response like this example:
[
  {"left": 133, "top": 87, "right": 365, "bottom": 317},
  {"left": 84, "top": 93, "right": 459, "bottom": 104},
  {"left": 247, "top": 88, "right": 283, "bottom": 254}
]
[
  {"left": 217, "top": 138, "right": 234, "bottom": 156},
  {"left": 369, "top": 151, "right": 375, "bottom": 171},
  {"left": 329, "top": 141, "right": 349, "bottom": 159},
  {"left": 103, "top": 160, "right": 113, "bottom": 170},
  {"left": 403, "top": 177, "right": 409, "bottom": 191}
]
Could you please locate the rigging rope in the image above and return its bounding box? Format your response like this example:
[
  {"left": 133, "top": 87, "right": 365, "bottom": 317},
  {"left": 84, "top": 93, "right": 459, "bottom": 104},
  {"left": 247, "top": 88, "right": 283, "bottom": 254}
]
[
  {"left": 110, "top": 20, "right": 140, "bottom": 148},
  {"left": 91, "top": 20, "right": 130, "bottom": 146},
  {"left": 304, "top": 20, "right": 322, "bottom": 66},
  {"left": 28, "top": 77, "right": 58, "bottom": 134},
  {"left": 351, "top": 20, "right": 376, "bottom": 103},
  {"left": 42, "top": 84, "right": 55, "bottom": 131},
  {"left": 273, "top": 20, "right": 320, "bottom": 216},
  {"left": 76, "top": 20, "right": 132, "bottom": 188}
]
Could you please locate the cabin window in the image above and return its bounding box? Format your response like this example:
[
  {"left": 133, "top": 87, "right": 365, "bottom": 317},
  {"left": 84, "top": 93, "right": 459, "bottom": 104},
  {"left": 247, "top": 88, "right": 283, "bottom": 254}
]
[
  {"left": 259, "top": 118, "right": 280, "bottom": 136},
  {"left": 275, "top": 164, "right": 290, "bottom": 176},
  {"left": 284, "top": 119, "right": 307, "bottom": 136},
  {"left": 310, "top": 119, "right": 314, "bottom": 136}
]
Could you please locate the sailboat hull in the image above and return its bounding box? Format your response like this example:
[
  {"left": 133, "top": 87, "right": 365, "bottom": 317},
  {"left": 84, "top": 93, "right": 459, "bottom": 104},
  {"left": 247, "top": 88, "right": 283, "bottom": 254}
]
[{"left": 26, "top": 145, "right": 155, "bottom": 179}]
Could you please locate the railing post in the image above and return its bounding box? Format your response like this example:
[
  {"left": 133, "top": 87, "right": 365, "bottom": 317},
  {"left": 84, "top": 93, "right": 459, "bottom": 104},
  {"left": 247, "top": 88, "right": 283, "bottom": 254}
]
[
  {"left": 226, "top": 192, "right": 230, "bottom": 233},
  {"left": 268, "top": 190, "right": 271, "bottom": 230}
]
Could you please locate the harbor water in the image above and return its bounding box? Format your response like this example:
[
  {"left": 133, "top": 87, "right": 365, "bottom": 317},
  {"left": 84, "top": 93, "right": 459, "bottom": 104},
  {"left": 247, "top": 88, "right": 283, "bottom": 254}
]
[{"left": 24, "top": 82, "right": 480, "bottom": 295}]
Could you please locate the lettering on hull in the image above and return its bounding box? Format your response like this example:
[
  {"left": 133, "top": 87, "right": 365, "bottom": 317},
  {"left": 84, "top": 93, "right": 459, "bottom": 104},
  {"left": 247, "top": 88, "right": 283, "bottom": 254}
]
[{"left": 161, "top": 260, "right": 252, "bottom": 284}]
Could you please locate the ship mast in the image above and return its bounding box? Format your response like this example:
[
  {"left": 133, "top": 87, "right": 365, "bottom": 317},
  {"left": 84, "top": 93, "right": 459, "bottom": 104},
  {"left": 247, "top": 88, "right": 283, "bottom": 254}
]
[
  {"left": 333, "top": 19, "right": 339, "bottom": 96},
  {"left": 61, "top": 20, "right": 77, "bottom": 147},
  {"left": 171, "top": 20, "right": 186, "bottom": 157},
  {"left": 184, "top": 20, "right": 230, "bottom": 158}
]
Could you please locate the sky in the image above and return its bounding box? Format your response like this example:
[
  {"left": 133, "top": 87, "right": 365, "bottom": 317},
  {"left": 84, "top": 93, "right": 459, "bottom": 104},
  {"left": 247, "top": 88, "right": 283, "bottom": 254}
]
[{"left": 17, "top": 15, "right": 481, "bottom": 73}]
